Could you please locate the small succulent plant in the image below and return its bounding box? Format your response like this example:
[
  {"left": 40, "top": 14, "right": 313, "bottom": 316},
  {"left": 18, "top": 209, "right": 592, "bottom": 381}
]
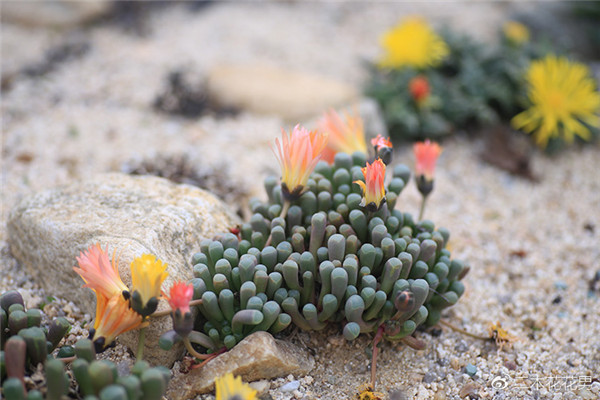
[
  {"left": 182, "top": 149, "right": 468, "bottom": 355},
  {"left": 0, "top": 290, "right": 170, "bottom": 400}
]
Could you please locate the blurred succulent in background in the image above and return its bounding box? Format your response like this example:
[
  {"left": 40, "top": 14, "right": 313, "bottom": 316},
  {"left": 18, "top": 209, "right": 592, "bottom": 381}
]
[
  {"left": 511, "top": 54, "right": 600, "bottom": 150},
  {"left": 366, "top": 16, "right": 569, "bottom": 147}
]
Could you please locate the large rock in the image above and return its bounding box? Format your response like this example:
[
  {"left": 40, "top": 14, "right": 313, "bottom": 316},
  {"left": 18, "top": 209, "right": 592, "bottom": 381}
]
[
  {"left": 167, "top": 331, "right": 314, "bottom": 399},
  {"left": 7, "top": 173, "right": 240, "bottom": 366},
  {"left": 206, "top": 64, "right": 359, "bottom": 121}
]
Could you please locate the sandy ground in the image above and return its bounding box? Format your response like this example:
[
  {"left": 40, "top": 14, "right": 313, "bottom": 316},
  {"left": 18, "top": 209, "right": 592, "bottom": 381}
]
[{"left": 2, "top": 2, "right": 599, "bottom": 399}]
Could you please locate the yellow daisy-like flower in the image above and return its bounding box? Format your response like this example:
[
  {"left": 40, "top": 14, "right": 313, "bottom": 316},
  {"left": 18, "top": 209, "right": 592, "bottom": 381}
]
[
  {"left": 511, "top": 55, "right": 600, "bottom": 148},
  {"left": 215, "top": 373, "right": 257, "bottom": 400},
  {"left": 503, "top": 21, "right": 529, "bottom": 45},
  {"left": 130, "top": 254, "right": 168, "bottom": 312},
  {"left": 378, "top": 17, "right": 449, "bottom": 70}
]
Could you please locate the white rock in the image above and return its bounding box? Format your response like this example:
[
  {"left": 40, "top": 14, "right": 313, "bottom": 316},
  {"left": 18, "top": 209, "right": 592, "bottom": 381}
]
[
  {"left": 7, "top": 173, "right": 240, "bottom": 366},
  {"left": 206, "top": 64, "right": 359, "bottom": 121},
  {"left": 280, "top": 380, "right": 301, "bottom": 392}
]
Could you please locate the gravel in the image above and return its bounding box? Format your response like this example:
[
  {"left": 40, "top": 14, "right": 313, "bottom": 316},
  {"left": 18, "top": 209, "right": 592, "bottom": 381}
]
[{"left": 2, "top": 2, "right": 599, "bottom": 399}]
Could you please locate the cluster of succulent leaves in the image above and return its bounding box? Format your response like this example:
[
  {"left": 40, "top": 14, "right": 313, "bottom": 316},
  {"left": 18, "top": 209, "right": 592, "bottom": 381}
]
[
  {"left": 0, "top": 290, "right": 169, "bottom": 400},
  {"left": 180, "top": 151, "right": 468, "bottom": 355},
  {"left": 366, "top": 25, "right": 550, "bottom": 142}
]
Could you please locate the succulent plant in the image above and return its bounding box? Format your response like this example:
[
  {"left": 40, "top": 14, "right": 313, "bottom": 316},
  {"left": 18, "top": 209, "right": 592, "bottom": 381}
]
[
  {"left": 0, "top": 291, "right": 71, "bottom": 371},
  {"left": 0, "top": 290, "right": 170, "bottom": 400},
  {"left": 182, "top": 151, "right": 468, "bottom": 355}
]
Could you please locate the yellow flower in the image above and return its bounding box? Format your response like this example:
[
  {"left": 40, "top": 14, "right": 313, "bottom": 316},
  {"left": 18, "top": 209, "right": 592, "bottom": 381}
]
[
  {"left": 91, "top": 293, "right": 144, "bottom": 351},
  {"left": 273, "top": 125, "right": 328, "bottom": 199},
  {"left": 511, "top": 55, "right": 600, "bottom": 148},
  {"left": 354, "top": 158, "right": 386, "bottom": 212},
  {"left": 215, "top": 373, "right": 257, "bottom": 400},
  {"left": 74, "top": 243, "right": 128, "bottom": 300},
  {"left": 318, "top": 110, "right": 367, "bottom": 164},
  {"left": 503, "top": 21, "right": 529, "bottom": 45},
  {"left": 130, "top": 254, "right": 168, "bottom": 314},
  {"left": 378, "top": 17, "right": 449, "bottom": 69}
]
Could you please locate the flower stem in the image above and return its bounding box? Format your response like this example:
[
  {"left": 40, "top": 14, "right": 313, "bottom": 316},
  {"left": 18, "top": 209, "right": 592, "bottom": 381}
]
[
  {"left": 279, "top": 200, "right": 291, "bottom": 219},
  {"left": 439, "top": 319, "right": 490, "bottom": 340},
  {"left": 418, "top": 195, "right": 428, "bottom": 221},
  {"left": 265, "top": 200, "right": 291, "bottom": 247},
  {"left": 183, "top": 338, "right": 214, "bottom": 360},
  {"left": 137, "top": 326, "right": 147, "bottom": 361},
  {"left": 150, "top": 299, "right": 203, "bottom": 319}
]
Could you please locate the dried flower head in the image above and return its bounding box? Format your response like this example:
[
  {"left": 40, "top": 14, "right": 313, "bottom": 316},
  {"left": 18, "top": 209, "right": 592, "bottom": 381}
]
[
  {"left": 215, "top": 373, "right": 257, "bottom": 400},
  {"left": 379, "top": 17, "right": 449, "bottom": 70},
  {"left": 371, "top": 134, "right": 393, "bottom": 165},
  {"left": 354, "top": 158, "right": 387, "bottom": 212},
  {"left": 318, "top": 110, "right": 368, "bottom": 163},
  {"left": 74, "top": 244, "right": 128, "bottom": 300},
  {"left": 130, "top": 254, "right": 169, "bottom": 317},
  {"left": 356, "top": 383, "right": 384, "bottom": 400},
  {"left": 91, "top": 293, "right": 144, "bottom": 352},
  {"left": 409, "top": 75, "right": 430, "bottom": 104},
  {"left": 370, "top": 134, "right": 392, "bottom": 152},
  {"left": 511, "top": 55, "right": 600, "bottom": 148},
  {"left": 273, "top": 125, "right": 328, "bottom": 199},
  {"left": 488, "top": 321, "right": 519, "bottom": 351}
]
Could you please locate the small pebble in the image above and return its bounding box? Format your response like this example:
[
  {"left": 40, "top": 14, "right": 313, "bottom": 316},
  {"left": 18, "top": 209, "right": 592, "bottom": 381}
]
[
  {"left": 504, "top": 360, "right": 517, "bottom": 370},
  {"left": 454, "top": 341, "right": 468, "bottom": 352},
  {"left": 578, "top": 388, "right": 595, "bottom": 400},
  {"left": 554, "top": 281, "right": 567, "bottom": 290},
  {"left": 279, "top": 380, "right": 300, "bottom": 392},
  {"left": 465, "top": 363, "right": 477, "bottom": 377},
  {"left": 423, "top": 371, "right": 437, "bottom": 383},
  {"left": 292, "top": 389, "right": 303, "bottom": 399},
  {"left": 459, "top": 383, "right": 478, "bottom": 398},
  {"left": 249, "top": 379, "right": 270, "bottom": 395},
  {"left": 302, "top": 376, "right": 314, "bottom": 385}
]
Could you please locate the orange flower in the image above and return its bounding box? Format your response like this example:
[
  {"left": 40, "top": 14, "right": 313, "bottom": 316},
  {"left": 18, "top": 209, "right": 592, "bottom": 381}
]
[
  {"left": 165, "top": 281, "right": 194, "bottom": 315},
  {"left": 318, "top": 110, "right": 367, "bottom": 163},
  {"left": 413, "top": 140, "right": 442, "bottom": 181},
  {"left": 273, "top": 125, "right": 328, "bottom": 199},
  {"left": 409, "top": 75, "right": 430, "bottom": 104},
  {"left": 73, "top": 244, "right": 128, "bottom": 300},
  {"left": 354, "top": 158, "right": 386, "bottom": 211},
  {"left": 91, "top": 293, "right": 144, "bottom": 351},
  {"left": 371, "top": 134, "right": 392, "bottom": 152}
]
